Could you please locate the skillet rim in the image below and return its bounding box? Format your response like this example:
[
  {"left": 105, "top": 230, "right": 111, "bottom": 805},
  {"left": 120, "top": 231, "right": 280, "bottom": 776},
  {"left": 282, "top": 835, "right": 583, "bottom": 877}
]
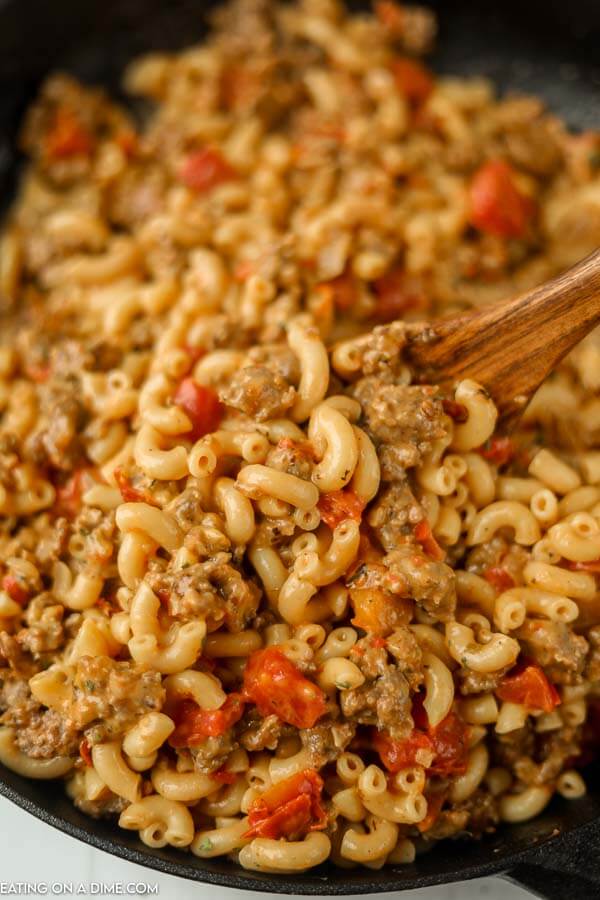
[{"left": 1, "top": 769, "right": 599, "bottom": 894}]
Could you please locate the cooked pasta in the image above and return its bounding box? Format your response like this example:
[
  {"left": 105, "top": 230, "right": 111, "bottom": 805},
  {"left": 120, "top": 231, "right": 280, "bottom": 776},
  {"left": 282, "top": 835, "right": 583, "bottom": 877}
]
[{"left": 0, "top": 0, "right": 598, "bottom": 874}]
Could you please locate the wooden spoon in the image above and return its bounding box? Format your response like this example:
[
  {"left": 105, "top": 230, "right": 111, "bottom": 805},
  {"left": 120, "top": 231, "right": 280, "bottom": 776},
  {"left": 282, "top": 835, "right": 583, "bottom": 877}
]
[{"left": 405, "top": 248, "right": 600, "bottom": 426}]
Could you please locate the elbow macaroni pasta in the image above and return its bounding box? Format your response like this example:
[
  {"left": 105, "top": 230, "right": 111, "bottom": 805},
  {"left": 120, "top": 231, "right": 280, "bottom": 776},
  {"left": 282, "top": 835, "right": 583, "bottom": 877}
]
[{"left": 0, "top": 0, "right": 598, "bottom": 876}]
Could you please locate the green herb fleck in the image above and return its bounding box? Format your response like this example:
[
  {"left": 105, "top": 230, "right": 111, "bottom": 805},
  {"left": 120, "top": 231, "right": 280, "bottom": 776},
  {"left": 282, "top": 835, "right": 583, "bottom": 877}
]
[
  {"left": 85, "top": 680, "right": 96, "bottom": 692},
  {"left": 336, "top": 681, "right": 351, "bottom": 691},
  {"left": 198, "top": 838, "right": 214, "bottom": 853}
]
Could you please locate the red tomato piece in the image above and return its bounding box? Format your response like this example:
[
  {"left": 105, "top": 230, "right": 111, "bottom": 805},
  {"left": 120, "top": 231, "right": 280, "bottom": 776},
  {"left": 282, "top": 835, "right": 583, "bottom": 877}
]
[
  {"left": 390, "top": 58, "right": 434, "bottom": 107},
  {"left": 245, "top": 769, "right": 327, "bottom": 839},
  {"left": 54, "top": 469, "right": 88, "bottom": 519},
  {"left": 484, "top": 566, "right": 516, "bottom": 593},
  {"left": 479, "top": 436, "right": 515, "bottom": 467},
  {"left": 318, "top": 489, "right": 365, "bottom": 529},
  {"left": 169, "top": 694, "right": 245, "bottom": 747},
  {"left": 277, "top": 437, "right": 317, "bottom": 460},
  {"left": 410, "top": 694, "right": 470, "bottom": 776},
  {"left": 233, "top": 260, "right": 256, "bottom": 282},
  {"left": 372, "top": 268, "right": 427, "bottom": 322},
  {"left": 173, "top": 378, "right": 223, "bottom": 442},
  {"left": 114, "top": 467, "right": 155, "bottom": 505},
  {"left": 428, "top": 711, "right": 470, "bottom": 776},
  {"left": 563, "top": 558, "right": 600, "bottom": 574},
  {"left": 243, "top": 648, "right": 327, "bottom": 729},
  {"left": 442, "top": 399, "right": 468, "bottom": 424},
  {"left": 212, "top": 766, "right": 237, "bottom": 785},
  {"left": 1, "top": 574, "right": 29, "bottom": 605},
  {"left": 24, "top": 362, "right": 51, "bottom": 383},
  {"left": 45, "top": 108, "right": 93, "bottom": 159},
  {"left": 373, "top": 728, "right": 435, "bottom": 773},
  {"left": 414, "top": 519, "right": 445, "bottom": 561},
  {"left": 80, "top": 739, "right": 93, "bottom": 768},
  {"left": 372, "top": 637, "right": 388, "bottom": 649},
  {"left": 497, "top": 661, "right": 560, "bottom": 713},
  {"left": 317, "top": 270, "right": 358, "bottom": 312},
  {"left": 180, "top": 147, "right": 236, "bottom": 193},
  {"left": 469, "top": 160, "right": 535, "bottom": 238},
  {"left": 248, "top": 794, "right": 313, "bottom": 839}
]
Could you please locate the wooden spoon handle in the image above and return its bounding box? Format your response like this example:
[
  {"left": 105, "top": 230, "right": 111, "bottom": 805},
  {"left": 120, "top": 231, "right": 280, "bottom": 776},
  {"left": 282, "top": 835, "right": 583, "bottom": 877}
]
[{"left": 407, "top": 248, "right": 600, "bottom": 422}]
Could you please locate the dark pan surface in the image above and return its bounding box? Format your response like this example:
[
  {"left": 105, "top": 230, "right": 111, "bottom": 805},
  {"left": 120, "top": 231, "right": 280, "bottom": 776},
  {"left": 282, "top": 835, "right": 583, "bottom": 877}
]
[
  {"left": 1, "top": 0, "right": 600, "bottom": 209},
  {"left": 0, "top": 0, "right": 600, "bottom": 893},
  {"left": 2, "top": 761, "right": 600, "bottom": 894}
]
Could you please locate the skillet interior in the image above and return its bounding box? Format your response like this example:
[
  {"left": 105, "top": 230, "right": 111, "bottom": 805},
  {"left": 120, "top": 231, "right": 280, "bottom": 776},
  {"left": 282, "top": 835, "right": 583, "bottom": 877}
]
[{"left": 0, "top": 0, "right": 600, "bottom": 892}]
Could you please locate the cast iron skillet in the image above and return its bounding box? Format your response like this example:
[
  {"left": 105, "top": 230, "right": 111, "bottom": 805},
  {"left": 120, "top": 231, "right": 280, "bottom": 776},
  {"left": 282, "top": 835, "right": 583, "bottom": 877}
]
[{"left": 0, "top": 1, "right": 600, "bottom": 897}]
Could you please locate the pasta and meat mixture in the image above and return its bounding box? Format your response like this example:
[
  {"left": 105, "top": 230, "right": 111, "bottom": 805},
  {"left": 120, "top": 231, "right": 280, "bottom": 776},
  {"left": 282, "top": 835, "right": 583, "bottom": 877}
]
[{"left": 1, "top": 0, "right": 600, "bottom": 873}]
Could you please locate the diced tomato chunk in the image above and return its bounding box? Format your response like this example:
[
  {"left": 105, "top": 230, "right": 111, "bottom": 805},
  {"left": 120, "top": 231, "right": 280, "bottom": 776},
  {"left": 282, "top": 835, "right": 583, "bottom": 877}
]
[
  {"left": 411, "top": 695, "right": 470, "bottom": 776},
  {"left": 277, "top": 437, "right": 317, "bottom": 461},
  {"left": 427, "top": 711, "right": 470, "bottom": 776},
  {"left": 376, "top": 702, "right": 469, "bottom": 777},
  {"left": 79, "top": 739, "right": 93, "bottom": 767},
  {"left": 372, "top": 636, "right": 388, "bottom": 649},
  {"left": 243, "top": 648, "right": 326, "bottom": 729},
  {"left": 114, "top": 467, "right": 156, "bottom": 505},
  {"left": 45, "top": 108, "right": 94, "bottom": 159},
  {"left": 414, "top": 519, "right": 445, "bottom": 561},
  {"left": 24, "top": 362, "right": 51, "bottom": 383},
  {"left": 390, "top": 58, "right": 434, "bottom": 107},
  {"left": 469, "top": 160, "right": 535, "bottom": 238},
  {"left": 318, "top": 489, "right": 365, "bottom": 529},
  {"left": 497, "top": 661, "right": 560, "bottom": 713},
  {"left": 212, "top": 766, "right": 237, "bottom": 785},
  {"left": 180, "top": 147, "right": 236, "bottom": 193},
  {"left": 484, "top": 566, "right": 515, "bottom": 593},
  {"left": 1, "top": 574, "right": 29, "bottom": 605},
  {"left": 245, "top": 769, "right": 327, "bottom": 839},
  {"left": 442, "top": 399, "right": 468, "bottom": 424},
  {"left": 173, "top": 378, "right": 223, "bottom": 442},
  {"left": 373, "top": 728, "right": 435, "bottom": 772},
  {"left": 233, "top": 260, "right": 257, "bottom": 281},
  {"left": 54, "top": 469, "right": 88, "bottom": 519},
  {"left": 563, "top": 558, "right": 600, "bottom": 574},
  {"left": 372, "top": 268, "right": 427, "bottom": 322},
  {"left": 479, "top": 436, "right": 515, "bottom": 467},
  {"left": 250, "top": 795, "right": 313, "bottom": 839},
  {"left": 317, "top": 270, "right": 358, "bottom": 312},
  {"left": 169, "top": 694, "right": 245, "bottom": 748}
]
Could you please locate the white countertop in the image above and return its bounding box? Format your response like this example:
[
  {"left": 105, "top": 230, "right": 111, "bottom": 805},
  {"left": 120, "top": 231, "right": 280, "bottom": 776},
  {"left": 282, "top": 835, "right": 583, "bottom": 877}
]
[{"left": 0, "top": 795, "right": 534, "bottom": 899}]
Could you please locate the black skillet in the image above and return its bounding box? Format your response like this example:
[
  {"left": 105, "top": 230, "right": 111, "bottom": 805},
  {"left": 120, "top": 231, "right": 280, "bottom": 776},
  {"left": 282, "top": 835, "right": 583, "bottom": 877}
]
[{"left": 1, "top": 0, "right": 600, "bottom": 896}]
